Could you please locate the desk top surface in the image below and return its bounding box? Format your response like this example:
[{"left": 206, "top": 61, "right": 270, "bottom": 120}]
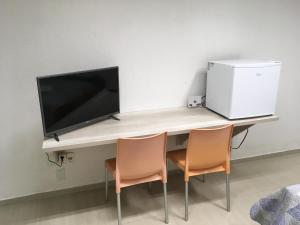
[{"left": 43, "top": 107, "right": 278, "bottom": 152}]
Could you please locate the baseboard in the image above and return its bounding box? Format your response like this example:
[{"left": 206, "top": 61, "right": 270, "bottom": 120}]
[
  {"left": 1, "top": 148, "right": 300, "bottom": 206},
  {"left": 0, "top": 182, "right": 107, "bottom": 206},
  {"left": 232, "top": 148, "right": 300, "bottom": 163}
]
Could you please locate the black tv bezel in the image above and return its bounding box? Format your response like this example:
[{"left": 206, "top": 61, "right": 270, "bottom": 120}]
[{"left": 36, "top": 66, "right": 120, "bottom": 139}]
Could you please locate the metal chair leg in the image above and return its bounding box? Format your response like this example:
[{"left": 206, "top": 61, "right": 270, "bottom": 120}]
[
  {"left": 226, "top": 174, "right": 230, "bottom": 212},
  {"left": 148, "top": 182, "right": 152, "bottom": 193},
  {"left": 202, "top": 174, "right": 206, "bottom": 183},
  {"left": 105, "top": 167, "right": 108, "bottom": 201},
  {"left": 166, "top": 159, "right": 169, "bottom": 171},
  {"left": 163, "top": 183, "right": 169, "bottom": 224},
  {"left": 117, "top": 193, "right": 122, "bottom": 225},
  {"left": 185, "top": 181, "right": 189, "bottom": 221}
]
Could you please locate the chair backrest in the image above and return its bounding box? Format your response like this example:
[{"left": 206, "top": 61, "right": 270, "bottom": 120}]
[
  {"left": 186, "top": 125, "right": 233, "bottom": 172},
  {"left": 116, "top": 132, "right": 167, "bottom": 181}
]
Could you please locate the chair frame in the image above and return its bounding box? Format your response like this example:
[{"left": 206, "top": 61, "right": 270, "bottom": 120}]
[
  {"left": 105, "top": 132, "right": 169, "bottom": 225},
  {"left": 169, "top": 125, "right": 233, "bottom": 221}
]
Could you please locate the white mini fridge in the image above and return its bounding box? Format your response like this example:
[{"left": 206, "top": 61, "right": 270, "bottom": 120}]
[{"left": 206, "top": 60, "right": 281, "bottom": 119}]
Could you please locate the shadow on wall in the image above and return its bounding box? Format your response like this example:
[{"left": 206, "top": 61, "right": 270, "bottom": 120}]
[
  {"left": 188, "top": 68, "right": 207, "bottom": 97},
  {"left": 187, "top": 54, "right": 241, "bottom": 99},
  {"left": 8, "top": 120, "right": 44, "bottom": 159}
]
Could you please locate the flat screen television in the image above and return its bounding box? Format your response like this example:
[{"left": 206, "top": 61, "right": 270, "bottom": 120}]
[{"left": 37, "top": 66, "right": 119, "bottom": 139}]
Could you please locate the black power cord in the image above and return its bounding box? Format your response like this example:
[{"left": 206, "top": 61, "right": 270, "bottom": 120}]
[
  {"left": 232, "top": 128, "right": 249, "bottom": 150},
  {"left": 45, "top": 152, "right": 63, "bottom": 167}
]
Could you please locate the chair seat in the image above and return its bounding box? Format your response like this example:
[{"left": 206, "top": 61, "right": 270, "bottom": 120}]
[{"left": 167, "top": 149, "right": 226, "bottom": 176}]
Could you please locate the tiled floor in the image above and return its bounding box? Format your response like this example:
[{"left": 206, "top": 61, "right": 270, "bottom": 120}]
[{"left": 1, "top": 151, "right": 300, "bottom": 225}]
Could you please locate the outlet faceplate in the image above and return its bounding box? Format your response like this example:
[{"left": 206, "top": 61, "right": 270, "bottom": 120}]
[
  {"left": 56, "top": 152, "right": 75, "bottom": 165},
  {"left": 66, "top": 152, "right": 75, "bottom": 163}
]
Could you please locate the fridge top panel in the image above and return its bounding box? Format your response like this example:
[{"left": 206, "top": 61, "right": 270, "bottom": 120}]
[{"left": 209, "top": 59, "right": 281, "bottom": 68}]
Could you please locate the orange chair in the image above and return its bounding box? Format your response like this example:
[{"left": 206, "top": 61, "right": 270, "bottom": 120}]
[
  {"left": 105, "top": 132, "right": 168, "bottom": 225},
  {"left": 167, "top": 125, "right": 233, "bottom": 221}
]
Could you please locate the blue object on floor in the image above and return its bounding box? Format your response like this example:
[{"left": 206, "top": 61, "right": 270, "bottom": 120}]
[{"left": 250, "top": 184, "right": 300, "bottom": 225}]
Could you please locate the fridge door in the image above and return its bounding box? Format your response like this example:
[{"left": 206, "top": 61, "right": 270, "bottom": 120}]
[{"left": 229, "top": 66, "right": 280, "bottom": 119}]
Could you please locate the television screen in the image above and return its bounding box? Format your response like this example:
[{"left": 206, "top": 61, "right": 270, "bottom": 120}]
[{"left": 37, "top": 67, "right": 119, "bottom": 138}]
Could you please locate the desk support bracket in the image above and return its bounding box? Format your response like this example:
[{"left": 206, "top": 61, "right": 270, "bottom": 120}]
[{"left": 233, "top": 124, "right": 253, "bottom": 137}]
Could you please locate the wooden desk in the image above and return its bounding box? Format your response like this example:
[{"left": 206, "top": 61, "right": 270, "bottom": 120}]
[{"left": 43, "top": 107, "right": 278, "bottom": 152}]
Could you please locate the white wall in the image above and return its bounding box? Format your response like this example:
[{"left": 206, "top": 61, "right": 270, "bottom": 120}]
[{"left": 1, "top": 0, "right": 300, "bottom": 200}]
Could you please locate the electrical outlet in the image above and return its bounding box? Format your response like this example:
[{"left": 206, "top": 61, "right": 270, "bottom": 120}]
[
  {"left": 66, "top": 152, "right": 75, "bottom": 163},
  {"left": 56, "top": 152, "right": 75, "bottom": 165},
  {"left": 57, "top": 152, "right": 67, "bottom": 165}
]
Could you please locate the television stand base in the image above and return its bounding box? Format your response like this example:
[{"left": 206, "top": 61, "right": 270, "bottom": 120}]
[
  {"left": 53, "top": 133, "right": 60, "bottom": 142},
  {"left": 110, "top": 115, "right": 120, "bottom": 121}
]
